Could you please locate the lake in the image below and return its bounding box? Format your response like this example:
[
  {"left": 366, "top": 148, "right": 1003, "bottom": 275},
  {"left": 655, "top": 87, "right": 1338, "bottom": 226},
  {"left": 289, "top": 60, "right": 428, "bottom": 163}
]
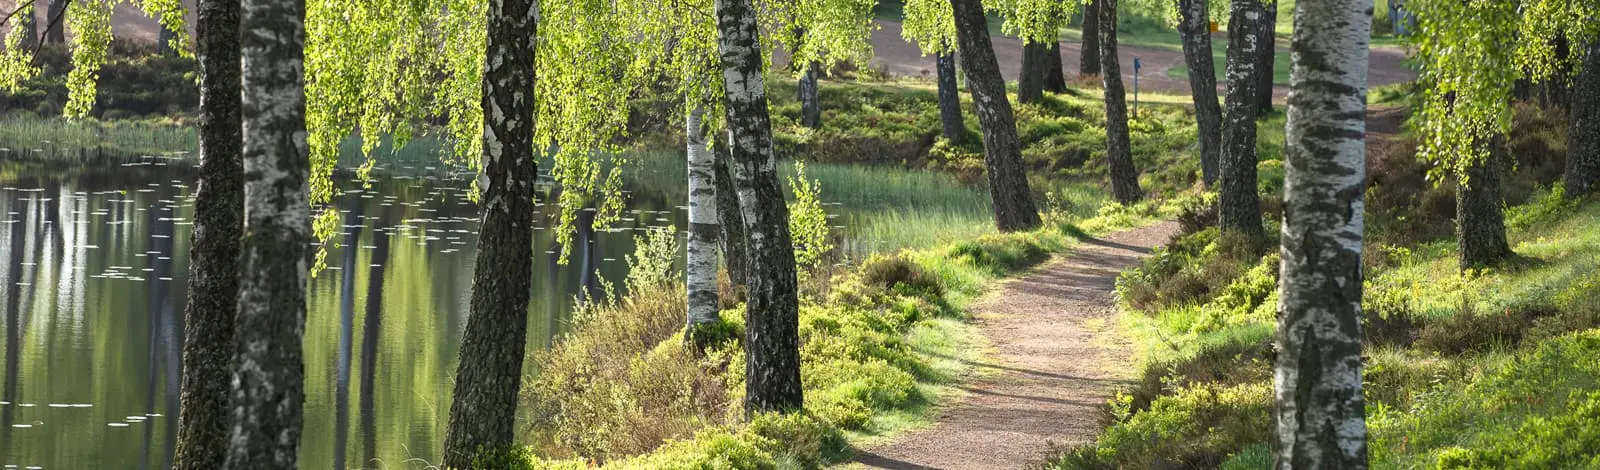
[{"left": 0, "top": 151, "right": 995, "bottom": 469}]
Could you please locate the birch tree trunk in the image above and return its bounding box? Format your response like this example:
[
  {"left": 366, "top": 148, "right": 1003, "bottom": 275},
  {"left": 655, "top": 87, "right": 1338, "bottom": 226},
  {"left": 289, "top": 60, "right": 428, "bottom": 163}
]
[
  {"left": 714, "top": 140, "right": 748, "bottom": 288},
  {"left": 1219, "top": 0, "right": 1266, "bottom": 244},
  {"left": 936, "top": 51, "right": 964, "bottom": 144},
  {"left": 1178, "top": 0, "right": 1222, "bottom": 188},
  {"left": 173, "top": 0, "right": 241, "bottom": 465},
  {"left": 1274, "top": 0, "right": 1371, "bottom": 465},
  {"left": 227, "top": 0, "right": 308, "bottom": 463},
  {"left": 1456, "top": 136, "right": 1511, "bottom": 270},
  {"left": 1256, "top": 1, "right": 1277, "bottom": 113},
  {"left": 441, "top": 0, "right": 538, "bottom": 464},
  {"left": 1080, "top": 0, "right": 1101, "bottom": 76},
  {"left": 1099, "top": 0, "right": 1144, "bottom": 205},
  {"left": 1019, "top": 42, "right": 1048, "bottom": 104},
  {"left": 950, "top": 0, "right": 1043, "bottom": 231},
  {"left": 1566, "top": 39, "right": 1600, "bottom": 199},
  {"left": 799, "top": 61, "right": 822, "bottom": 128},
  {"left": 715, "top": 0, "right": 804, "bottom": 413},
  {"left": 1045, "top": 40, "right": 1067, "bottom": 93},
  {"left": 686, "top": 104, "right": 721, "bottom": 345}
]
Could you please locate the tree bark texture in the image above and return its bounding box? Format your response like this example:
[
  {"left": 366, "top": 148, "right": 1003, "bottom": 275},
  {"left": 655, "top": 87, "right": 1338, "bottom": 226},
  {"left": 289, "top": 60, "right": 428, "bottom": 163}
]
[
  {"left": 1099, "top": 0, "right": 1144, "bottom": 205},
  {"left": 936, "top": 52, "right": 964, "bottom": 143},
  {"left": 227, "top": 0, "right": 308, "bottom": 463},
  {"left": 1256, "top": 0, "right": 1277, "bottom": 113},
  {"left": 686, "top": 105, "right": 721, "bottom": 338},
  {"left": 1018, "top": 41, "right": 1048, "bottom": 104},
  {"left": 1566, "top": 40, "right": 1600, "bottom": 198},
  {"left": 1219, "top": 0, "right": 1266, "bottom": 242},
  {"left": 1179, "top": 0, "right": 1222, "bottom": 188},
  {"left": 1080, "top": 0, "right": 1101, "bottom": 76},
  {"left": 1274, "top": 0, "right": 1371, "bottom": 466},
  {"left": 1045, "top": 40, "right": 1067, "bottom": 93},
  {"left": 950, "top": 0, "right": 1043, "bottom": 231},
  {"left": 798, "top": 61, "right": 822, "bottom": 128},
  {"left": 1457, "top": 136, "right": 1511, "bottom": 270},
  {"left": 173, "top": 0, "right": 241, "bottom": 465},
  {"left": 713, "top": 140, "right": 748, "bottom": 287},
  {"left": 44, "top": 0, "right": 65, "bottom": 44},
  {"left": 440, "top": 0, "right": 538, "bottom": 465},
  {"left": 715, "top": 0, "right": 804, "bottom": 414}
]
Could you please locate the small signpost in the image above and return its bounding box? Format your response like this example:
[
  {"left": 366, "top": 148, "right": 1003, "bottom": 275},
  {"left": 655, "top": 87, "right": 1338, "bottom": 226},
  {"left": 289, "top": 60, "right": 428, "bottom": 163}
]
[{"left": 1132, "top": 56, "right": 1141, "bottom": 119}]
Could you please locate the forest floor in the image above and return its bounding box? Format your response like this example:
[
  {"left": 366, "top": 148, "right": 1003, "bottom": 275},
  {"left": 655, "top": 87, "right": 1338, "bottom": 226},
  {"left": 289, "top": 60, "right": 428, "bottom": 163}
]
[{"left": 845, "top": 221, "right": 1181, "bottom": 470}]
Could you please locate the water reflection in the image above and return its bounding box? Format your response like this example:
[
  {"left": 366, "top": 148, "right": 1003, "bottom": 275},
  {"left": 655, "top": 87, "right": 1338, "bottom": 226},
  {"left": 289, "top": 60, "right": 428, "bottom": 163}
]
[{"left": 0, "top": 161, "right": 678, "bottom": 469}]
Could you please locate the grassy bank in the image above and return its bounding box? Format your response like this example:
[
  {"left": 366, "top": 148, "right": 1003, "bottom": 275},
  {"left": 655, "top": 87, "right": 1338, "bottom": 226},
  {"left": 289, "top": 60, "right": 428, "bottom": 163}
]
[
  {"left": 503, "top": 192, "right": 1181, "bottom": 469},
  {"left": 1049, "top": 106, "right": 1597, "bottom": 468}
]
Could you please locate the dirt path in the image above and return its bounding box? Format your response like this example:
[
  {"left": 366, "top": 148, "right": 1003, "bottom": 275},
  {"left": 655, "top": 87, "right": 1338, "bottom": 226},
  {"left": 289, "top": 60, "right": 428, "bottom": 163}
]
[
  {"left": 869, "top": 19, "right": 1416, "bottom": 101},
  {"left": 850, "top": 222, "right": 1180, "bottom": 470}
]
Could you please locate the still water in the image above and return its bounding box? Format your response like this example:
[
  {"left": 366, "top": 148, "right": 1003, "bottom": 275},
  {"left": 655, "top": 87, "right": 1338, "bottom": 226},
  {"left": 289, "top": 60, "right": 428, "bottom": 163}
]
[{"left": 0, "top": 153, "right": 993, "bottom": 469}]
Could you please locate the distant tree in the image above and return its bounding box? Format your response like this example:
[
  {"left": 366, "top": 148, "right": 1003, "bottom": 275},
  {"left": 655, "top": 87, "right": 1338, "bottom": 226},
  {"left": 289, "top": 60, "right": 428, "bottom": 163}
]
[
  {"left": 1255, "top": 0, "right": 1276, "bottom": 113},
  {"left": 1218, "top": 0, "right": 1266, "bottom": 244},
  {"left": 1045, "top": 40, "right": 1067, "bottom": 92},
  {"left": 227, "top": 0, "right": 309, "bottom": 464},
  {"left": 1569, "top": 39, "right": 1600, "bottom": 197},
  {"left": 1273, "top": 0, "right": 1371, "bottom": 465},
  {"left": 1081, "top": 0, "right": 1101, "bottom": 76},
  {"left": 1177, "top": 0, "right": 1222, "bottom": 187},
  {"left": 949, "top": 0, "right": 1043, "bottom": 230},
  {"left": 44, "top": 0, "right": 65, "bottom": 44},
  {"left": 440, "top": 0, "right": 539, "bottom": 465},
  {"left": 780, "top": 0, "right": 875, "bottom": 129},
  {"left": 172, "top": 0, "right": 241, "bottom": 466},
  {"left": 936, "top": 51, "right": 964, "bottom": 143},
  {"left": 1099, "top": 0, "right": 1144, "bottom": 204},
  {"left": 1019, "top": 41, "right": 1050, "bottom": 103},
  {"left": 716, "top": 0, "right": 805, "bottom": 413}
]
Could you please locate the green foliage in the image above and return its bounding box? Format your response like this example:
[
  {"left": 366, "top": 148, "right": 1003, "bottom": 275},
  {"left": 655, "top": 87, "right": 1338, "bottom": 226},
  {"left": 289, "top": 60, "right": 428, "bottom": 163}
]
[
  {"left": 788, "top": 162, "right": 835, "bottom": 276},
  {"left": 1054, "top": 382, "right": 1273, "bottom": 469},
  {"left": 627, "top": 225, "right": 683, "bottom": 294},
  {"left": 0, "top": 4, "right": 40, "bottom": 92}
]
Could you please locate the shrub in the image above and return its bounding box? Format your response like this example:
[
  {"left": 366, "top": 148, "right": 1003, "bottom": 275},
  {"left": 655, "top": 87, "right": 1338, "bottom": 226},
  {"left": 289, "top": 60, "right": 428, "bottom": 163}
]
[
  {"left": 859, "top": 253, "right": 943, "bottom": 298},
  {"left": 1054, "top": 382, "right": 1273, "bottom": 469}
]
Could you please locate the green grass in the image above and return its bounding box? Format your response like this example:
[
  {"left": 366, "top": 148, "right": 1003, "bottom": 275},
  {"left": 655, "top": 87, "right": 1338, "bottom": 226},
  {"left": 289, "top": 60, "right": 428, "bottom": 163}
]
[
  {"left": 1165, "top": 43, "right": 1293, "bottom": 86},
  {"left": 1052, "top": 188, "right": 1600, "bottom": 469},
  {"left": 0, "top": 113, "right": 197, "bottom": 161}
]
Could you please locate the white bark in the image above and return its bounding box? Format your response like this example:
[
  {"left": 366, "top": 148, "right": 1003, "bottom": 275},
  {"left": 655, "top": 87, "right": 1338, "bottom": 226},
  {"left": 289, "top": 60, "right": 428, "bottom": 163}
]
[
  {"left": 686, "top": 104, "right": 721, "bottom": 329},
  {"left": 1273, "top": 0, "right": 1372, "bottom": 467}
]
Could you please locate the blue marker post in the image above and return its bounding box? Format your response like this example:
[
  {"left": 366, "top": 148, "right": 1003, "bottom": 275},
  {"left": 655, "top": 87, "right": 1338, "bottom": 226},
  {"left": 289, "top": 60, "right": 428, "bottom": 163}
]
[{"left": 1132, "top": 56, "right": 1141, "bottom": 119}]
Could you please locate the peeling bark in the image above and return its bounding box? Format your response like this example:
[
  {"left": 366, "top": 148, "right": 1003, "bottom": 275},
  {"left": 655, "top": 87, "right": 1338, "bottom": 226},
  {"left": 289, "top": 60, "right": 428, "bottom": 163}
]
[
  {"left": 1178, "top": 0, "right": 1222, "bottom": 187},
  {"left": 173, "top": 0, "right": 241, "bottom": 465},
  {"left": 441, "top": 0, "right": 539, "bottom": 464},
  {"left": 936, "top": 51, "right": 964, "bottom": 143},
  {"left": 1100, "top": 0, "right": 1144, "bottom": 205},
  {"left": 1219, "top": 0, "right": 1266, "bottom": 243},
  {"left": 715, "top": 0, "right": 804, "bottom": 413},
  {"left": 950, "top": 0, "right": 1042, "bottom": 231},
  {"left": 1567, "top": 40, "right": 1600, "bottom": 198},
  {"left": 1274, "top": 0, "right": 1371, "bottom": 466},
  {"left": 227, "top": 0, "right": 308, "bottom": 462},
  {"left": 686, "top": 104, "right": 721, "bottom": 342}
]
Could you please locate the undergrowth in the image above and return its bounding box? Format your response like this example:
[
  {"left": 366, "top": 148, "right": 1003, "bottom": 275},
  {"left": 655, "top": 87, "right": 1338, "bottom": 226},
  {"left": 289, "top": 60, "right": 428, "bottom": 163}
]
[{"left": 510, "top": 192, "right": 1181, "bottom": 469}]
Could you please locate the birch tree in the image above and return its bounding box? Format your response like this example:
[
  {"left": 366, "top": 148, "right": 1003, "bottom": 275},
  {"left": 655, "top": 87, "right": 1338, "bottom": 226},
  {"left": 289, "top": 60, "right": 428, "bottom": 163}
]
[
  {"left": 439, "top": 0, "right": 538, "bottom": 464},
  {"left": 173, "top": 0, "right": 241, "bottom": 466},
  {"left": 1219, "top": 0, "right": 1267, "bottom": 244},
  {"left": 685, "top": 104, "right": 722, "bottom": 342},
  {"left": 227, "top": 0, "right": 309, "bottom": 464},
  {"left": 1100, "top": 0, "right": 1144, "bottom": 204},
  {"left": 1178, "top": 0, "right": 1222, "bottom": 187},
  {"left": 716, "top": 0, "right": 805, "bottom": 413},
  {"left": 949, "top": 0, "right": 1043, "bottom": 230},
  {"left": 899, "top": 0, "right": 964, "bottom": 143},
  {"left": 1081, "top": 0, "right": 1101, "bottom": 76},
  {"left": 1273, "top": 0, "right": 1371, "bottom": 465}
]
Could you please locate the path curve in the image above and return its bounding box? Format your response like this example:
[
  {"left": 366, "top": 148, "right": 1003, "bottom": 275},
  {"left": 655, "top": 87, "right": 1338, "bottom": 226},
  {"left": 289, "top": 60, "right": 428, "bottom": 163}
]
[{"left": 852, "top": 222, "right": 1180, "bottom": 470}]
